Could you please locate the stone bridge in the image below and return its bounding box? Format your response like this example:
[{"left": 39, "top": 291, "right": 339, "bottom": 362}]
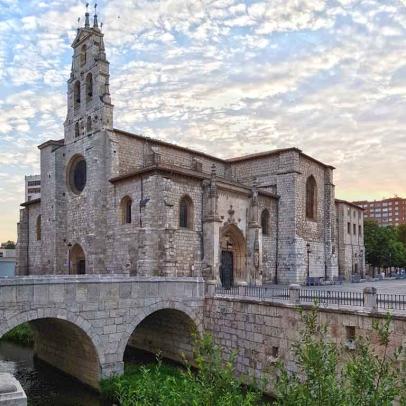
[{"left": 0, "top": 276, "right": 205, "bottom": 389}]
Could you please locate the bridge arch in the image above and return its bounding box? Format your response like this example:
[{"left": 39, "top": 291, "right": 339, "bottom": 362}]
[
  {"left": 0, "top": 308, "right": 103, "bottom": 389},
  {"left": 117, "top": 300, "right": 202, "bottom": 365}
]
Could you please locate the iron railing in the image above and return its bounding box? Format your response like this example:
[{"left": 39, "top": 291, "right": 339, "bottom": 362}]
[
  {"left": 377, "top": 294, "right": 406, "bottom": 311},
  {"left": 214, "top": 286, "right": 406, "bottom": 312},
  {"left": 299, "top": 290, "right": 364, "bottom": 306},
  {"left": 214, "top": 285, "right": 289, "bottom": 300}
]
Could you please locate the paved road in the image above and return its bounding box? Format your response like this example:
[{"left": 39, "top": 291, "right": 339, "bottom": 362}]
[{"left": 271, "top": 279, "right": 406, "bottom": 294}]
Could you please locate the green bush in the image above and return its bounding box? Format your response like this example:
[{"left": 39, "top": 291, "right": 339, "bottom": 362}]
[
  {"left": 1, "top": 323, "right": 34, "bottom": 347},
  {"left": 101, "top": 334, "right": 266, "bottom": 406},
  {"left": 274, "top": 307, "right": 406, "bottom": 406}
]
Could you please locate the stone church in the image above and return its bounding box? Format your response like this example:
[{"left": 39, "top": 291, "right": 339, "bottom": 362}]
[{"left": 16, "top": 12, "right": 364, "bottom": 285}]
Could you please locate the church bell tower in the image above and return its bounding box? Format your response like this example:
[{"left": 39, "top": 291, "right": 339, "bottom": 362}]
[{"left": 64, "top": 5, "right": 113, "bottom": 143}]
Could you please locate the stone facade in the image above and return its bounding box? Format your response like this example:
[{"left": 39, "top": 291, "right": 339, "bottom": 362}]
[
  {"left": 15, "top": 17, "right": 364, "bottom": 285},
  {"left": 335, "top": 200, "right": 365, "bottom": 279}
]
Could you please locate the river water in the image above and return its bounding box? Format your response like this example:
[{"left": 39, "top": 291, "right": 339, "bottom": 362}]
[{"left": 0, "top": 341, "right": 106, "bottom": 406}]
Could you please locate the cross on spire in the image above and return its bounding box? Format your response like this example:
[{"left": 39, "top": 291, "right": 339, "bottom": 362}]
[{"left": 94, "top": 3, "right": 99, "bottom": 28}]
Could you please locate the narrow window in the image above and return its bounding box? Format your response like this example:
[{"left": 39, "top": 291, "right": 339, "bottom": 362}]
[
  {"left": 86, "top": 73, "right": 93, "bottom": 101},
  {"left": 179, "top": 195, "right": 193, "bottom": 229},
  {"left": 75, "top": 122, "right": 80, "bottom": 138},
  {"left": 359, "top": 225, "right": 362, "bottom": 236},
  {"left": 80, "top": 44, "right": 87, "bottom": 65},
  {"left": 353, "top": 224, "right": 356, "bottom": 235},
  {"left": 121, "top": 196, "right": 132, "bottom": 224},
  {"left": 36, "top": 215, "right": 41, "bottom": 241},
  {"left": 74, "top": 81, "right": 81, "bottom": 109},
  {"left": 306, "top": 175, "right": 317, "bottom": 220},
  {"left": 347, "top": 222, "right": 351, "bottom": 234},
  {"left": 86, "top": 116, "right": 92, "bottom": 134},
  {"left": 261, "top": 209, "right": 270, "bottom": 236}
]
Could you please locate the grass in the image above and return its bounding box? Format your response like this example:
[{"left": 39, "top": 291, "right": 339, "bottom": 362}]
[
  {"left": 101, "top": 334, "right": 268, "bottom": 406},
  {"left": 1, "top": 323, "right": 34, "bottom": 347}
]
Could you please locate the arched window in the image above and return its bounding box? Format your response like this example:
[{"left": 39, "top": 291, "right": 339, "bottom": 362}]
[
  {"left": 80, "top": 45, "right": 87, "bottom": 66},
  {"left": 306, "top": 175, "right": 317, "bottom": 220},
  {"left": 74, "top": 81, "right": 81, "bottom": 109},
  {"left": 179, "top": 195, "right": 193, "bottom": 229},
  {"left": 86, "top": 116, "right": 92, "bottom": 134},
  {"left": 36, "top": 215, "right": 41, "bottom": 241},
  {"left": 86, "top": 73, "right": 93, "bottom": 101},
  {"left": 261, "top": 209, "right": 270, "bottom": 236},
  {"left": 75, "top": 122, "right": 80, "bottom": 138},
  {"left": 120, "top": 196, "right": 132, "bottom": 224}
]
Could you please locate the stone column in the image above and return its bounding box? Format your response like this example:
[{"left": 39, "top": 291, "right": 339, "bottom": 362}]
[
  {"left": 100, "top": 361, "right": 124, "bottom": 380},
  {"left": 363, "top": 287, "right": 377, "bottom": 311},
  {"left": 289, "top": 284, "right": 301, "bottom": 304},
  {"left": 247, "top": 179, "right": 262, "bottom": 285},
  {"left": 202, "top": 166, "right": 222, "bottom": 284}
]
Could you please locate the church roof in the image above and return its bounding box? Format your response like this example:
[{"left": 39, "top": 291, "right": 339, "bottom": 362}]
[
  {"left": 109, "top": 161, "right": 279, "bottom": 200},
  {"left": 21, "top": 198, "right": 41, "bottom": 207},
  {"left": 114, "top": 129, "right": 335, "bottom": 170}
]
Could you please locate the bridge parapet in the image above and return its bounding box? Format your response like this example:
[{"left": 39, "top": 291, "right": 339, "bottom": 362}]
[{"left": 0, "top": 275, "right": 205, "bottom": 306}]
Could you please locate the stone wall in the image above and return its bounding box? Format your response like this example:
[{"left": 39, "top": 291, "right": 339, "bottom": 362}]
[{"left": 204, "top": 295, "right": 406, "bottom": 395}]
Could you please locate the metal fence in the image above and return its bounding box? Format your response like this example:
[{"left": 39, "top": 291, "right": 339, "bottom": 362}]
[
  {"left": 214, "top": 286, "right": 406, "bottom": 312},
  {"left": 214, "top": 285, "right": 289, "bottom": 300},
  {"left": 299, "top": 289, "right": 364, "bottom": 306},
  {"left": 377, "top": 294, "right": 406, "bottom": 311}
]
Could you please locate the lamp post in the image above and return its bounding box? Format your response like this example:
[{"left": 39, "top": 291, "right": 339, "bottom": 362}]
[
  {"left": 306, "top": 242, "right": 311, "bottom": 285},
  {"left": 360, "top": 249, "right": 364, "bottom": 278},
  {"left": 67, "top": 242, "right": 72, "bottom": 275},
  {"left": 389, "top": 251, "right": 392, "bottom": 276}
]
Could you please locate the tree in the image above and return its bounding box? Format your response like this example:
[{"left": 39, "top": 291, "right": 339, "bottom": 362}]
[
  {"left": 364, "top": 221, "right": 406, "bottom": 269},
  {"left": 274, "top": 307, "right": 406, "bottom": 406},
  {"left": 1, "top": 240, "right": 16, "bottom": 249},
  {"left": 397, "top": 224, "right": 406, "bottom": 250}
]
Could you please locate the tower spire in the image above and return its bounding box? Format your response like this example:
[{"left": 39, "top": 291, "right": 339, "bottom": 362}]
[
  {"left": 85, "top": 3, "right": 90, "bottom": 28},
  {"left": 93, "top": 3, "right": 99, "bottom": 28}
]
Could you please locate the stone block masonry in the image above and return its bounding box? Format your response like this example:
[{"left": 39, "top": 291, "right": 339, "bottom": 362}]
[
  {"left": 204, "top": 295, "right": 406, "bottom": 395},
  {"left": 0, "top": 374, "right": 27, "bottom": 406}
]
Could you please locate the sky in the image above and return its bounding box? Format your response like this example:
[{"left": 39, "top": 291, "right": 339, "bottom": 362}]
[{"left": 0, "top": 0, "right": 405, "bottom": 242}]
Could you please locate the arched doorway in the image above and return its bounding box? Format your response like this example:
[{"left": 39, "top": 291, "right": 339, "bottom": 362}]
[
  {"left": 220, "top": 224, "right": 247, "bottom": 288},
  {"left": 70, "top": 244, "right": 86, "bottom": 275}
]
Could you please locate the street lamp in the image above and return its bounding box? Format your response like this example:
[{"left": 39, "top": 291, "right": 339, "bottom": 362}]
[
  {"left": 360, "top": 249, "right": 364, "bottom": 278},
  {"left": 67, "top": 242, "right": 72, "bottom": 275},
  {"left": 306, "top": 242, "right": 311, "bottom": 284}
]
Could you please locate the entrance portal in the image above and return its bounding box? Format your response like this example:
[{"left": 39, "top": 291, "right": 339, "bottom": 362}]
[
  {"left": 220, "top": 251, "right": 234, "bottom": 289},
  {"left": 219, "top": 224, "right": 247, "bottom": 286}
]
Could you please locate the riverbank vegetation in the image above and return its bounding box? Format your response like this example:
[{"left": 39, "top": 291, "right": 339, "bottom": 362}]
[
  {"left": 274, "top": 308, "right": 406, "bottom": 405},
  {"left": 0, "top": 323, "right": 34, "bottom": 347},
  {"left": 101, "top": 334, "right": 266, "bottom": 406}
]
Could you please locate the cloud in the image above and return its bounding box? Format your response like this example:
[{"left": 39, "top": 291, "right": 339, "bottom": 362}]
[{"left": 0, "top": 0, "right": 406, "bottom": 240}]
